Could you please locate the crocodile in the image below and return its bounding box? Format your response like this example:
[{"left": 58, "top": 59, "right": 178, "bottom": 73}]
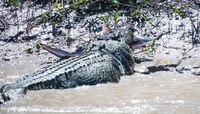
[{"left": 0, "top": 25, "right": 150, "bottom": 105}]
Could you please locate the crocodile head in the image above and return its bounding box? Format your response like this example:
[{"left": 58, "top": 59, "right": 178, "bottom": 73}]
[
  {"left": 119, "top": 25, "right": 151, "bottom": 49},
  {"left": 97, "top": 24, "right": 151, "bottom": 50}
]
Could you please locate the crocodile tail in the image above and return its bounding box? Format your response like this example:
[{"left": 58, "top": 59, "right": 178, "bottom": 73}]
[
  {"left": 0, "top": 84, "right": 27, "bottom": 105},
  {"left": 0, "top": 85, "right": 9, "bottom": 105}
]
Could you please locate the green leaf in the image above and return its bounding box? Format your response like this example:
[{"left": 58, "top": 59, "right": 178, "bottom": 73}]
[
  {"left": 6, "top": 0, "right": 20, "bottom": 6},
  {"left": 173, "top": 7, "right": 186, "bottom": 18},
  {"left": 35, "top": 44, "right": 41, "bottom": 52},
  {"left": 25, "top": 48, "right": 33, "bottom": 54},
  {"left": 142, "top": 13, "right": 148, "bottom": 21},
  {"left": 149, "top": 39, "right": 156, "bottom": 52},
  {"left": 143, "top": 39, "right": 156, "bottom": 52},
  {"left": 136, "top": 8, "right": 140, "bottom": 13},
  {"left": 113, "top": 12, "right": 120, "bottom": 22},
  {"left": 112, "top": 0, "right": 120, "bottom": 8},
  {"left": 130, "top": 12, "right": 134, "bottom": 17},
  {"left": 102, "top": 15, "right": 109, "bottom": 24}
]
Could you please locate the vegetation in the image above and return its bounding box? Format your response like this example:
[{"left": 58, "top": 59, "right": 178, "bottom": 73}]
[
  {"left": 0, "top": 0, "right": 199, "bottom": 53},
  {"left": 2, "top": 0, "right": 198, "bottom": 27}
]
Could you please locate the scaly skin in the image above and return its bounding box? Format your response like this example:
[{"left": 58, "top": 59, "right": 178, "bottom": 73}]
[{"left": 0, "top": 40, "right": 135, "bottom": 105}]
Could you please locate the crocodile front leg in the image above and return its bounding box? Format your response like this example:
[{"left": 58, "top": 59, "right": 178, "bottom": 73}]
[{"left": 0, "top": 51, "right": 124, "bottom": 105}]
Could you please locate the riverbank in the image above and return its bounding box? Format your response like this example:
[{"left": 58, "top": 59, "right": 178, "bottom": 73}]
[{"left": 0, "top": 1, "right": 200, "bottom": 113}]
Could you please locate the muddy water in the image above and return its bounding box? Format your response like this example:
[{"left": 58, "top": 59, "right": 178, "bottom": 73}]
[{"left": 0, "top": 55, "right": 200, "bottom": 114}]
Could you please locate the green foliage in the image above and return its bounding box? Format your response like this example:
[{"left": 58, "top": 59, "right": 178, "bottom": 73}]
[
  {"left": 40, "top": 2, "right": 71, "bottom": 24},
  {"left": 40, "top": 2, "right": 70, "bottom": 37},
  {"left": 35, "top": 44, "right": 41, "bottom": 52},
  {"left": 173, "top": 7, "right": 186, "bottom": 18},
  {"left": 130, "top": 7, "right": 150, "bottom": 23},
  {"left": 24, "top": 48, "right": 33, "bottom": 54},
  {"left": 53, "top": 2, "right": 63, "bottom": 10},
  {"left": 24, "top": 44, "right": 41, "bottom": 54},
  {"left": 5, "top": 0, "right": 21, "bottom": 6},
  {"left": 141, "top": 12, "right": 148, "bottom": 21},
  {"left": 100, "top": 11, "right": 120, "bottom": 26},
  {"left": 112, "top": 0, "right": 120, "bottom": 8},
  {"left": 102, "top": 15, "right": 109, "bottom": 25},
  {"left": 71, "top": 0, "right": 90, "bottom": 9},
  {"left": 130, "top": 8, "right": 141, "bottom": 16},
  {"left": 112, "top": 12, "right": 120, "bottom": 22},
  {"left": 41, "top": 12, "right": 50, "bottom": 23},
  {"left": 144, "top": 39, "right": 156, "bottom": 52},
  {"left": 138, "top": 0, "right": 150, "bottom": 7},
  {"left": 4, "top": 0, "right": 57, "bottom": 7}
]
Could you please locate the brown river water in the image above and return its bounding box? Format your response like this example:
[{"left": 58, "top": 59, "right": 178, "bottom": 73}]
[{"left": 0, "top": 55, "right": 200, "bottom": 114}]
